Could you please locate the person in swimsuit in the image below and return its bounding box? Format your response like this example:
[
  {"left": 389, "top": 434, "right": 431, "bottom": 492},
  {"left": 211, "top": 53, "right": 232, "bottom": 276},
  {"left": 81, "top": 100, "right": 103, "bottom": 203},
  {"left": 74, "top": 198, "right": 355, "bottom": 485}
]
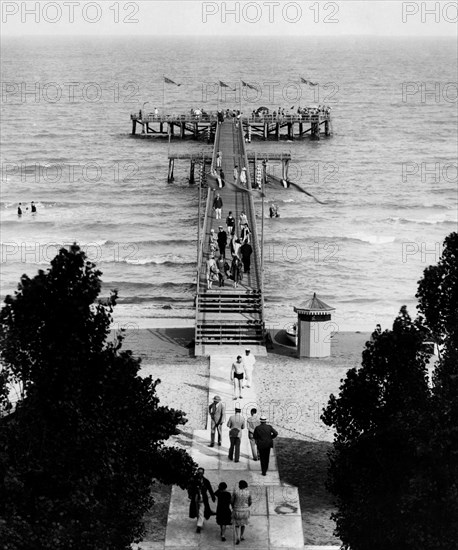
[{"left": 230, "top": 355, "right": 247, "bottom": 399}]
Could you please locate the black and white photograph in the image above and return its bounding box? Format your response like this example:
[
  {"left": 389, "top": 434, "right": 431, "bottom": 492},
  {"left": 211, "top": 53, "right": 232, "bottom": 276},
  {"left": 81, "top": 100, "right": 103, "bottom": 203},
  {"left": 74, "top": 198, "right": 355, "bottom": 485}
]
[{"left": 1, "top": 1, "right": 457, "bottom": 548}]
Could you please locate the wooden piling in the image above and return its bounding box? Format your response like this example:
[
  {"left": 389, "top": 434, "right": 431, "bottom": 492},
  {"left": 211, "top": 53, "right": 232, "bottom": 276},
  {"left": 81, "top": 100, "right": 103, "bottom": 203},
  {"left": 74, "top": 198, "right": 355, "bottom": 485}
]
[
  {"left": 167, "top": 159, "right": 175, "bottom": 182},
  {"left": 189, "top": 160, "right": 195, "bottom": 185}
]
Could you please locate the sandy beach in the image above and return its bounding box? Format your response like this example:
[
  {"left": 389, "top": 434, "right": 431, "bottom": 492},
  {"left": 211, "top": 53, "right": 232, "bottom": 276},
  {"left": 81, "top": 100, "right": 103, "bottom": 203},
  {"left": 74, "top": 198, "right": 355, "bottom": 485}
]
[{"left": 117, "top": 327, "right": 370, "bottom": 545}]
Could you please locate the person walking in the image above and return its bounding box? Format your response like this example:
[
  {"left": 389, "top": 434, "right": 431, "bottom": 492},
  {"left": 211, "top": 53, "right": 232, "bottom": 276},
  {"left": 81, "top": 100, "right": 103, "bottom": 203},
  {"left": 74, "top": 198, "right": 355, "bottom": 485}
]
[
  {"left": 227, "top": 406, "right": 245, "bottom": 462},
  {"left": 226, "top": 211, "right": 235, "bottom": 236},
  {"left": 215, "top": 482, "right": 232, "bottom": 541},
  {"left": 217, "top": 226, "right": 227, "bottom": 258},
  {"left": 187, "top": 467, "right": 216, "bottom": 533},
  {"left": 208, "top": 395, "right": 226, "bottom": 447},
  {"left": 240, "top": 223, "right": 251, "bottom": 245},
  {"left": 253, "top": 415, "right": 278, "bottom": 476},
  {"left": 231, "top": 255, "right": 242, "bottom": 288},
  {"left": 207, "top": 255, "right": 218, "bottom": 290},
  {"left": 233, "top": 165, "right": 239, "bottom": 184},
  {"left": 213, "top": 192, "right": 223, "bottom": 220},
  {"left": 239, "top": 166, "right": 247, "bottom": 186},
  {"left": 240, "top": 240, "right": 253, "bottom": 274},
  {"left": 231, "top": 480, "right": 252, "bottom": 545},
  {"left": 247, "top": 408, "right": 260, "bottom": 460},
  {"left": 238, "top": 211, "right": 248, "bottom": 231},
  {"left": 230, "top": 355, "right": 246, "bottom": 399},
  {"left": 217, "top": 255, "right": 226, "bottom": 287},
  {"left": 242, "top": 348, "right": 255, "bottom": 388}
]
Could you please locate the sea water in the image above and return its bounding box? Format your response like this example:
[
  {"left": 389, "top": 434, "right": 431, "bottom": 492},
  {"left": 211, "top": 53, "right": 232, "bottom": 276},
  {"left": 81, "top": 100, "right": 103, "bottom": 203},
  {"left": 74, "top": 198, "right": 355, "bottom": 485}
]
[{"left": 1, "top": 36, "right": 457, "bottom": 332}]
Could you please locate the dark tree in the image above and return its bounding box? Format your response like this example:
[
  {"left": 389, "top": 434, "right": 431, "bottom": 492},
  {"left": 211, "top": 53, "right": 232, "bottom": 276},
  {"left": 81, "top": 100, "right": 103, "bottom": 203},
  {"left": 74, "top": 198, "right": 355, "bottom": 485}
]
[
  {"left": 416, "top": 231, "right": 458, "bottom": 346},
  {"left": 322, "top": 232, "right": 458, "bottom": 550},
  {"left": 0, "top": 245, "right": 196, "bottom": 550}
]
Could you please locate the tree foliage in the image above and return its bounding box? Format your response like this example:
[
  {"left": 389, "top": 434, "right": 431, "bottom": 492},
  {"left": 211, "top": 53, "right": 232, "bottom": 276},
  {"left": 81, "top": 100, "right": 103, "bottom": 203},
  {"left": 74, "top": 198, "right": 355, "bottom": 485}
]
[
  {"left": 0, "top": 244, "right": 196, "bottom": 550},
  {"left": 322, "top": 232, "right": 458, "bottom": 549}
]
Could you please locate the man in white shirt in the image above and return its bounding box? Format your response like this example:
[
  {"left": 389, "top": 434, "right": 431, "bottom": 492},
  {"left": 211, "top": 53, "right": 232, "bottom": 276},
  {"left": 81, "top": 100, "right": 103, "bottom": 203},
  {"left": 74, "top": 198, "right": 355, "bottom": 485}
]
[{"left": 242, "top": 348, "right": 256, "bottom": 388}]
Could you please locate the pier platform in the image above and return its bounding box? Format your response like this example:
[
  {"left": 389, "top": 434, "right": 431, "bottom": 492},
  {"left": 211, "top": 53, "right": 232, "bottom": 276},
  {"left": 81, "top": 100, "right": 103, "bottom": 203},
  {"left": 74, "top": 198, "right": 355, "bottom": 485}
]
[{"left": 130, "top": 111, "right": 332, "bottom": 141}]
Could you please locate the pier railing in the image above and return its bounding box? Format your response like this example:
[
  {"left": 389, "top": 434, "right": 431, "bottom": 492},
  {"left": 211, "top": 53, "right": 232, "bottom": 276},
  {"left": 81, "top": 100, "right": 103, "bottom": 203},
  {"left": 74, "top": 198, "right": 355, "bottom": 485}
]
[
  {"left": 194, "top": 122, "right": 222, "bottom": 343},
  {"left": 131, "top": 112, "right": 330, "bottom": 124},
  {"left": 237, "top": 121, "right": 265, "bottom": 329}
]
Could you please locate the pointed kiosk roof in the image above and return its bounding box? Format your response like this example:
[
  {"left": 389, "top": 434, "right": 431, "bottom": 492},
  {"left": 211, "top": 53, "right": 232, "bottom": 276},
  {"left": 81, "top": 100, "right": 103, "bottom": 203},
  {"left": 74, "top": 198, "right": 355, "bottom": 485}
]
[{"left": 294, "top": 292, "right": 335, "bottom": 316}]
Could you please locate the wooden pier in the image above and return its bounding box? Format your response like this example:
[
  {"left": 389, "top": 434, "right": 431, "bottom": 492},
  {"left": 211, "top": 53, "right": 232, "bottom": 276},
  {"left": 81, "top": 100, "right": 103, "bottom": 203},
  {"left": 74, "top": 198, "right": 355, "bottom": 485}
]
[
  {"left": 166, "top": 151, "right": 292, "bottom": 185},
  {"left": 194, "top": 120, "right": 266, "bottom": 355},
  {"left": 130, "top": 111, "right": 332, "bottom": 140}
]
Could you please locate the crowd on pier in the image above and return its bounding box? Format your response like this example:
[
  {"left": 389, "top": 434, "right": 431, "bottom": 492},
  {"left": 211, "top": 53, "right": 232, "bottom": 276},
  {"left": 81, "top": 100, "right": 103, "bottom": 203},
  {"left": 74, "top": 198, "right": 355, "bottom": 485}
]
[
  {"left": 206, "top": 194, "right": 253, "bottom": 290},
  {"left": 135, "top": 105, "right": 331, "bottom": 122}
]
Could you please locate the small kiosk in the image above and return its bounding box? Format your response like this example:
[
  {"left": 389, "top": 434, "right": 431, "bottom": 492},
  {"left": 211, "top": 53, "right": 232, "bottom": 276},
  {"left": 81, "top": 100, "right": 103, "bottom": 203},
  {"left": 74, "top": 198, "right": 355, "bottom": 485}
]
[{"left": 294, "top": 293, "right": 335, "bottom": 358}]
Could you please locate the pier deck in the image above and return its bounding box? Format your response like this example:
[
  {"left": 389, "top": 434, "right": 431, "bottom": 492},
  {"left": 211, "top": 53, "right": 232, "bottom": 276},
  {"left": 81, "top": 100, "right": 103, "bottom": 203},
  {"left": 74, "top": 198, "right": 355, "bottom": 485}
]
[
  {"left": 195, "top": 120, "right": 265, "bottom": 355},
  {"left": 130, "top": 111, "right": 332, "bottom": 140}
]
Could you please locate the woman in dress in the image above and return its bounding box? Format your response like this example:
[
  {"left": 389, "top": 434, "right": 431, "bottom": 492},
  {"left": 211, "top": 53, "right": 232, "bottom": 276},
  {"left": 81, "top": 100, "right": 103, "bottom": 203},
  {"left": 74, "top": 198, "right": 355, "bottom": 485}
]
[
  {"left": 215, "top": 481, "right": 232, "bottom": 541},
  {"left": 231, "top": 480, "right": 252, "bottom": 544}
]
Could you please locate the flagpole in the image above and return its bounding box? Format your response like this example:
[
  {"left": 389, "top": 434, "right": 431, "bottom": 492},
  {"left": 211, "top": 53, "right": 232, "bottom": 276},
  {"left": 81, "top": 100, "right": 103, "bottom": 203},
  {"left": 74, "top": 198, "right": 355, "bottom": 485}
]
[
  {"left": 162, "top": 75, "right": 165, "bottom": 113},
  {"left": 240, "top": 78, "right": 242, "bottom": 114}
]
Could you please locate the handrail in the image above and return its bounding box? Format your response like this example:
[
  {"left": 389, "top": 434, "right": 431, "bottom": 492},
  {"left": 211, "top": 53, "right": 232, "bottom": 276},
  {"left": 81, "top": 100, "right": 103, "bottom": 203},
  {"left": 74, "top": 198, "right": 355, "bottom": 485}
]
[
  {"left": 194, "top": 123, "right": 222, "bottom": 345},
  {"left": 131, "top": 113, "right": 331, "bottom": 124},
  {"left": 237, "top": 119, "right": 265, "bottom": 332}
]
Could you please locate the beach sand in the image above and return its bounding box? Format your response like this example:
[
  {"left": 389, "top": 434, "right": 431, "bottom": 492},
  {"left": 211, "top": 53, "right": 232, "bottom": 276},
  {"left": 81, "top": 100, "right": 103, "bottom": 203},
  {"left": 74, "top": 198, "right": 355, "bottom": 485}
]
[{"left": 117, "top": 327, "right": 370, "bottom": 545}]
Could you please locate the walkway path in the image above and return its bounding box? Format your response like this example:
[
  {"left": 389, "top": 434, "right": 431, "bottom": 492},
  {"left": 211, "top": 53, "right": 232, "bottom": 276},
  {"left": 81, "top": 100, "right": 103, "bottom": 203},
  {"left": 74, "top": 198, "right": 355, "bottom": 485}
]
[{"left": 162, "top": 349, "right": 305, "bottom": 549}]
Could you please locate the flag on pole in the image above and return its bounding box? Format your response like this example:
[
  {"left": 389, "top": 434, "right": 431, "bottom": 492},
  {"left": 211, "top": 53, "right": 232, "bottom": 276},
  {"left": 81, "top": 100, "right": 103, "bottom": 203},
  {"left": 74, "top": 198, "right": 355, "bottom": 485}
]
[
  {"left": 300, "top": 77, "right": 318, "bottom": 86},
  {"left": 164, "top": 76, "right": 181, "bottom": 86},
  {"left": 219, "top": 80, "right": 235, "bottom": 91},
  {"left": 241, "top": 80, "right": 258, "bottom": 91}
]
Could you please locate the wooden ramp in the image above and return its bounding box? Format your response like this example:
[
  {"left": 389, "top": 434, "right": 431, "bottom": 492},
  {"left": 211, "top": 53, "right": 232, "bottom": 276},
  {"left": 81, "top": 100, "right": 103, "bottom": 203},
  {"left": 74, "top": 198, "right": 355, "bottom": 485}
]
[{"left": 195, "top": 120, "right": 266, "bottom": 356}]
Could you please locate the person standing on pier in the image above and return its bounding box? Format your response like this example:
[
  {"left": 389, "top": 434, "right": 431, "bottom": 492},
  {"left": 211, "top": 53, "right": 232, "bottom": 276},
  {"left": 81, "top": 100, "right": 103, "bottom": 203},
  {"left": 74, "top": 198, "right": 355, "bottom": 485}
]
[
  {"left": 240, "top": 223, "right": 251, "bottom": 245},
  {"left": 233, "top": 165, "right": 239, "bottom": 184},
  {"left": 188, "top": 467, "right": 216, "bottom": 534},
  {"left": 207, "top": 255, "right": 218, "bottom": 289},
  {"left": 240, "top": 167, "right": 247, "bottom": 186},
  {"left": 31, "top": 201, "right": 37, "bottom": 213},
  {"left": 227, "top": 405, "right": 245, "bottom": 462},
  {"left": 216, "top": 151, "right": 222, "bottom": 169},
  {"left": 239, "top": 211, "right": 248, "bottom": 231},
  {"left": 208, "top": 395, "right": 226, "bottom": 447},
  {"left": 253, "top": 416, "right": 278, "bottom": 476},
  {"left": 217, "top": 226, "right": 227, "bottom": 258},
  {"left": 240, "top": 240, "right": 253, "bottom": 274},
  {"left": 230, "top": 356, "right": 246, "bottom": 400},
  {"left": 226, "top": 211, "right": 235, "bottom": 236},
  {"left": 17, "top": 203, "right": 23, "bottom": 216},
  {"left": 213, "top": 193, "right": 223, "bottom": 220},
  {"left": 217, "top": 255, "right": 226, "bottom": 287},
  {"left": 219, "top": 168, "right": 225, "bottom": 188}
]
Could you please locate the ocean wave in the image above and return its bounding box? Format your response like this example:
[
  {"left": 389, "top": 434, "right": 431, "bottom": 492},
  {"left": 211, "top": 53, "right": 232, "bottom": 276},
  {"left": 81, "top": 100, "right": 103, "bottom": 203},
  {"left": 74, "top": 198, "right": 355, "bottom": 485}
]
[
  {"left": 104, "top": 238, "right": 195, "bottom": 247},
  {"left": 101, "top": 281, "right": 195, "bottom": 292},
  {"left": 384, "top": 216, "right": 457, "bottom": 226},
  {"left": 99, "top": 256, "right": 195, "bottom": 266},
  {"left": 115, "top": 296, "right": 194, "bottom": 305}
]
